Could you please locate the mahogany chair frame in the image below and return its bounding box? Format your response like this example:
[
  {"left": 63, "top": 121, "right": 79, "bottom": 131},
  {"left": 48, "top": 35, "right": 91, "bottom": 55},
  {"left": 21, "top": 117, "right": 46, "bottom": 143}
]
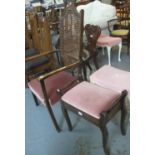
[
  {"left": 59, "top": 89, "right": 128, "bottom": 155},
  {"left": 27, "top": 3, "right": 85, "bottom": 132}
]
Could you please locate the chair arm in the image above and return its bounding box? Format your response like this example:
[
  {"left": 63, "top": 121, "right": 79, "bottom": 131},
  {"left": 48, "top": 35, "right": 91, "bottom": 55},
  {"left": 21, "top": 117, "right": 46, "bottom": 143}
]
[
  {"left": 107, "top": 18, "right": 119, "bottom": 33},
  {"left": 37, "top": 61, "right": 81, "bottom": 81},
  {"left": 25, "top": 50, "right": 58, "bottom": 62}
]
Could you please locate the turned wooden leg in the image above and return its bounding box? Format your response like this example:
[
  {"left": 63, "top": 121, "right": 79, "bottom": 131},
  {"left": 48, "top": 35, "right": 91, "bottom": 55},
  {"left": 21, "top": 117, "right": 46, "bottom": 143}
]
[
  {"left": 61, "top": 103, "right": 73, "bottom": 131},
  {"left": 32, "top": 93, "right": 40, "bottom": 106}
]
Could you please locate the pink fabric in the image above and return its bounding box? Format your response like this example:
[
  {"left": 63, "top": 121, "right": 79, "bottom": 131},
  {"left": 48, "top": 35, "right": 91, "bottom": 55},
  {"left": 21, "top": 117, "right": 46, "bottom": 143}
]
[
  {"left": 90, "top": 65, "right": 130, "bottom": 96},
  {"left": 28, "top": 71, "right": 77, "bottom": 105},
  {"left": 62, "top": 81, "right": 120, "bottom": 119},
  {"left": 97, "top": 34, "right": 122, "bottom": 46}
]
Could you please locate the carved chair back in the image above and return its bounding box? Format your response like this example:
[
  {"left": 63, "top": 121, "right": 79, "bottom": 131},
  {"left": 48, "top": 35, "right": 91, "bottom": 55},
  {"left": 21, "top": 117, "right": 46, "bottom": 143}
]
[
  {"left": 84, "top": 24, "right": 101, "bottom": 54},
  {"left": 29, "top": 13, "right": 53, "bottom": 53}
]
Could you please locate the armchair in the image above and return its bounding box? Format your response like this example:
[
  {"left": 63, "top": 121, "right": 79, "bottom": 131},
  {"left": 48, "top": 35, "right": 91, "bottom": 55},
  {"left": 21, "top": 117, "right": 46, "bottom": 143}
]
[
  {"left": 108, "top": 2, "right": 130, "bottom": 53},
  {"left": 25, "top": 13, "right": 59, "bottom": 82},
  {"left": 27, "top": 3, "right": 84, "bottom": 132}
]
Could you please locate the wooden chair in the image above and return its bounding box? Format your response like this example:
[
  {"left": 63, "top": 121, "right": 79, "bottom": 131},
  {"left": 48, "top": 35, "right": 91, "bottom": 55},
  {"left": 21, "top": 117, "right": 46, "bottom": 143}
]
[
  {"left": 27, "top": 3, "right": 84, "bottom": 132},
  {"left": 25, "top": 13, "right": 60, "bottom": 82}
]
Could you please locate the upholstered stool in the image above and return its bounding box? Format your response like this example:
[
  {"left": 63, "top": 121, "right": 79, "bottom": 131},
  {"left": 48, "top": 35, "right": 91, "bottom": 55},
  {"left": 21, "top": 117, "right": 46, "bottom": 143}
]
[
  {"left": 97, "top": 34, "right": 122, "bottom": 65},
  {"left": 61, "top": 81, "right": 128, "bottom": 155},
  {"left": 90, "top": 65, "right": 130, "bottom": 95},
  {"left": 90, "top": 65, "right": 130, "bottom": 134}
]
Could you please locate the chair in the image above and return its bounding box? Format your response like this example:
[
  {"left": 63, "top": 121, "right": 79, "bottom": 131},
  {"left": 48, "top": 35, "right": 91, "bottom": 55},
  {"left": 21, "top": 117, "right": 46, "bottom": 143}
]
[
  {"left": 25, "top": 13, "right": 60, "bottom": 82},
  {"left": 108, "top": 2, "right": 130, "bottom": 53},
  {"left": 90, "top": 65, "right": 130, "bottom": 133},
  {"left": 60, "top": 81, "right": 128, "bottom": 155},
  {"left": 27, "top": 3, "right": 84, "bottom": 132},
  {"left": 97, "top": 33, "right": 122, "bottom": 66},
  {"left": 82, "top": 24, "right": 101, "bottom": 79}
]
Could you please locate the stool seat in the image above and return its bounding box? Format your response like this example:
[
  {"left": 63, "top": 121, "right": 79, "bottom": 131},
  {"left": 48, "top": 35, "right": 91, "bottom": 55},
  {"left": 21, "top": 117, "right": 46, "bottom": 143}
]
[
  {"left": 62, "top": 81, "right": 120, "bottom": 119},
  {"left": 90, "top": 65, "right": 130, "bottom": 96}
]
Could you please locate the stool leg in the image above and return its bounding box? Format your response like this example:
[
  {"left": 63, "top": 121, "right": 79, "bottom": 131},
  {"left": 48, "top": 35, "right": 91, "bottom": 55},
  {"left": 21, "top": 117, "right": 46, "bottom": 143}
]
[
  {"left": 106, "top": 46, "right": 111, "bottom": 66},
  {"left": 118, "top": 42, "right": 122, "bottom": 62},
  {"left": 61, "top": 103, "right": 73, "bottom": 131}
]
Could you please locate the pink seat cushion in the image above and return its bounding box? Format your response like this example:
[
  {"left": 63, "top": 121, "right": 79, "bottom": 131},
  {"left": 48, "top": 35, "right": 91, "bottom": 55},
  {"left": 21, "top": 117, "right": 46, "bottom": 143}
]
[
  {"left": 28, "top": 71, "right": 77, "bottom": 105},
  {"left": 90, "top": 65, "right": 130, "bottom": 96},
  {"left": 97, "top": 34, "right": 122, "bottom": 47},
  {"left": 62, "top": 81, "right": 120, "bottom": 119}
]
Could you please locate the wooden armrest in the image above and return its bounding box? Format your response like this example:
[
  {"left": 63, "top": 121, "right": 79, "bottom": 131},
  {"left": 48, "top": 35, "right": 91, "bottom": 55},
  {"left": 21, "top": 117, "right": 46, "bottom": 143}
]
[
  {"left": 37, "top": 61, "right": 81, "bottom": 81},
  {"left": 107, "top": 18, "right": 119, "bottom": 32},
  {"left": 25, "top": 50, "right": 57, "bottom": 62}
]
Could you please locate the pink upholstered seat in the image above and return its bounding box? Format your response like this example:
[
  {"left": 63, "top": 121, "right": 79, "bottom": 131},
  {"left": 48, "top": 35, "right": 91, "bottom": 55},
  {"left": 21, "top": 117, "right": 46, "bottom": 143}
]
[
  {"left": 62, "top": 81, "right": 120, "bottom": 119},
  {"left": 90, "top": 65, "right": 130, "bottom": 96},
  {"left": 28, "top": 71, "right": 77, "bottom": 105},
  {"left": 97, "top": 34, "right": 122, "bottom": 46}
]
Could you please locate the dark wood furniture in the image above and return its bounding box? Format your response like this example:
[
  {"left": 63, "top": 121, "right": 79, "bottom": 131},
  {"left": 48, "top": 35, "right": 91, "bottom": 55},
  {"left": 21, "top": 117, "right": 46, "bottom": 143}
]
[
  {"left": 59, "top": 82, "right": 128, "bottom": 155},
  {"left": 82, "top": 24, "right": 101, "bottom": 79},
  {"left": 27, "top": 3, "right": 84, "bottom": 132}
]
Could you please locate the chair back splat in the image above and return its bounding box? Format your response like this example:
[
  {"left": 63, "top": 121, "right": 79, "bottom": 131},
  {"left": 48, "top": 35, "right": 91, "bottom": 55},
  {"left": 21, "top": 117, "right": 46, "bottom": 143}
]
[{"left": 59, "top": 3, "right": 84, "bottom": 66}]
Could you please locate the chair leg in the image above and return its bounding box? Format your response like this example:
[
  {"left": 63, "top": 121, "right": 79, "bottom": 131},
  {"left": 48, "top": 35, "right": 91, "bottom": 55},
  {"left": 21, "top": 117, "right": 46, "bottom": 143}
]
[
  {"left": 118, "top": 42, "right": 122, "bottom": 62},
  {"left": 86, "top": 61, "right": 92, "bottom": 72},
  {"left": 32, "top": 93, "right": 40, "bottom": 106},
  {"left": 106, "top": 46, "right": 111, "bottom": 66},
  {"left": 100, "top": 125, "right": 110, "bottom": 155},
  {"left": 46, "top": 103, "right": 61, "bottom": 132},
  {"left": 121, "top": 97, "right": 129, "bottom": 135},
  {"left": 92, "top": 54, "right": 99, "bottom": 69},
  {"left": 83, "top": 63, "right": 87, "bottom": 81},
  {"left": 61, "top": 103, "right": 73, "bottom": 131},
  {"left": 55, "top": 50, "right": 60, "bottom": 65}
]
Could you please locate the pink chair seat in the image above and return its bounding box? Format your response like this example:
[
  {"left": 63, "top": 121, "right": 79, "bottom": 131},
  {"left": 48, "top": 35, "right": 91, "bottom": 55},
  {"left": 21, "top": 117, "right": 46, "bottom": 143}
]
[
  {"left": 90, "top": 65, "right": 130, "bottom": 96},
  {"left": 62, "top": 81, "right": 120, "bottom": 119},
  {"left": 28, "top": 71, "right": 77, "bottom": 105},
  {"left": 97, "top": 34, "right": 122, "bottom": 47}
]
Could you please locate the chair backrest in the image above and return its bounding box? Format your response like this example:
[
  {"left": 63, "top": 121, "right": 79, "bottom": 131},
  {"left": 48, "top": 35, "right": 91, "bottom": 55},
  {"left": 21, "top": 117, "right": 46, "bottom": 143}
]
[
  {"left": 84, "top": 24, "right": 101, "bottom": 53},
  {"left": 119, "top": 3, "right": 130, "bottom": 19},
  {"left": 29, "top": 13, "right": 53, "bottom": 53},
  {"left": 59, "top": 3, "right": 84, "bottom": 66}
]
